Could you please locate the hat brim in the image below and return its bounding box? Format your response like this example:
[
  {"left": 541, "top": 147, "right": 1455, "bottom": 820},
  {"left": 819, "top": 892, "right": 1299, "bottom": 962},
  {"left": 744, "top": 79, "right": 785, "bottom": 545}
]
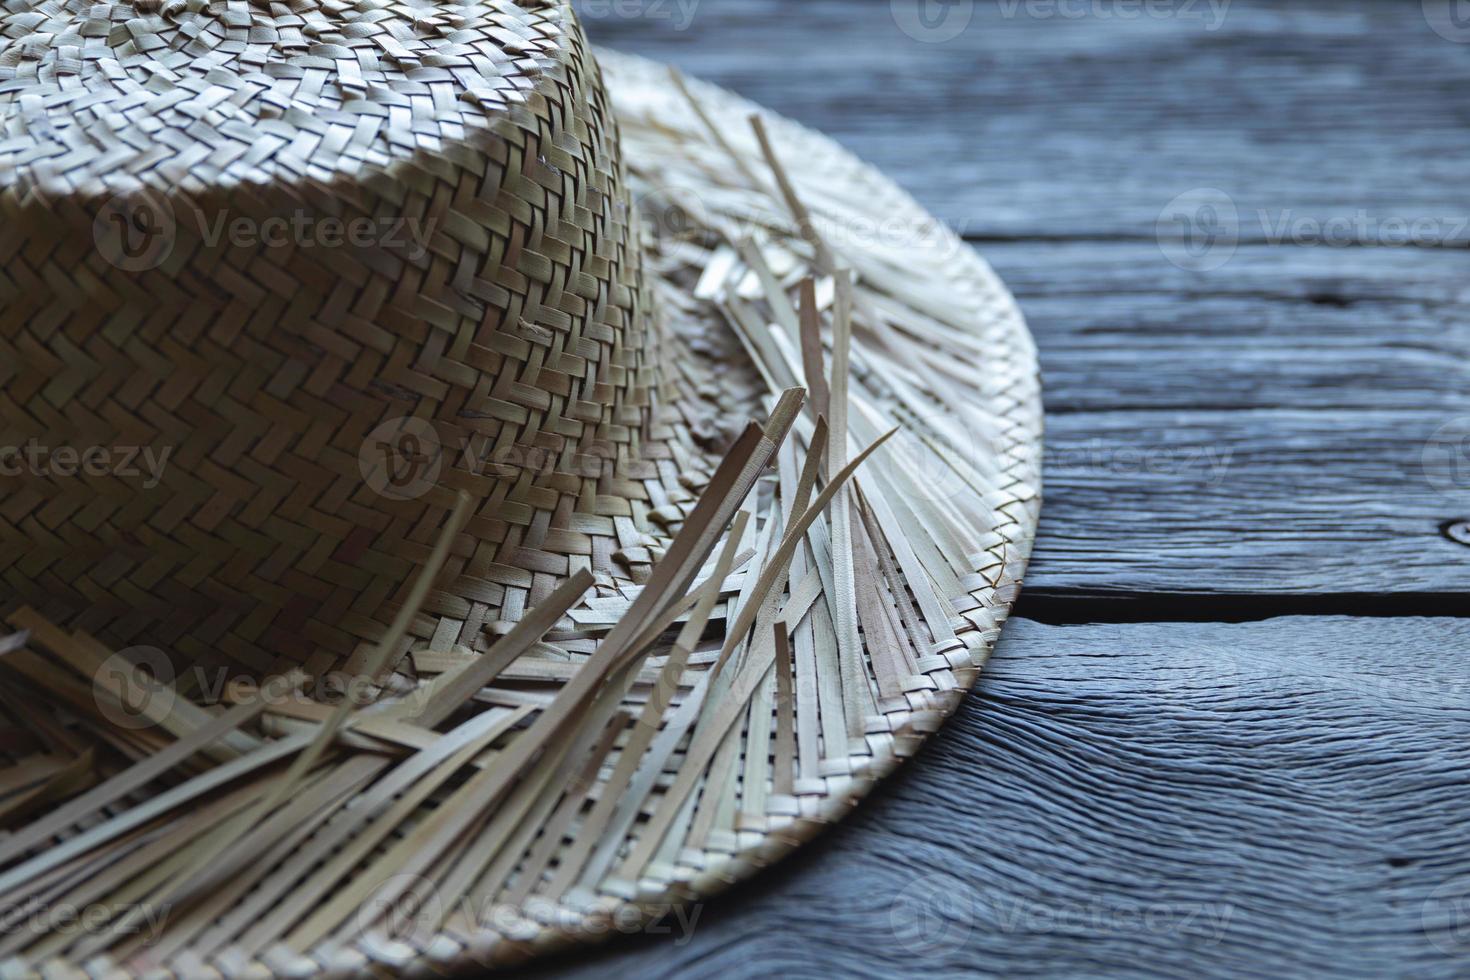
[
  {"left": 551, "top": 40, "right": 1043, "bottom": 943},
  {"left": 2, "top": 50, "right": 1041, "bottom": 976}
]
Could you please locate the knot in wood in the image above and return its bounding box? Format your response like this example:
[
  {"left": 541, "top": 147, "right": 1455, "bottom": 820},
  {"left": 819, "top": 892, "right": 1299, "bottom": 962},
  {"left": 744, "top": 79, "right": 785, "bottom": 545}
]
[{"left": 1445, "top": 521, "right": 1470, "bottom": 547}]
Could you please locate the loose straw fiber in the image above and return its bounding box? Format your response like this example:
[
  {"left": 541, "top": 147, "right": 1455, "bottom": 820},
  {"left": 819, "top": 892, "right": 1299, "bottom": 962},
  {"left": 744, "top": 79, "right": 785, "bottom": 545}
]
[{"left": 0, "top": 1, "right": 1041, "bottom": 975}]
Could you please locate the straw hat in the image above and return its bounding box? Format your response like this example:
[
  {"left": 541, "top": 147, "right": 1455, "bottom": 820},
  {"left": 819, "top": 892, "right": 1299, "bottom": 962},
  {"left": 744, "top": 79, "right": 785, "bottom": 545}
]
[{"left": 0, "top": 0, "right": 1040, "bottom": 974}]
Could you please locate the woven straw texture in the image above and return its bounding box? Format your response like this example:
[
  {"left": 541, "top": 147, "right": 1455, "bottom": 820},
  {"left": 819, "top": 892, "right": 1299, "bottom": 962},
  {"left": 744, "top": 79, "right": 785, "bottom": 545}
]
[
  {"left": 0, "top": 1, "right": 1041, "bottom": 975},
  {"left": 0, "top": 0, "right": 687, "bottom": 677}
]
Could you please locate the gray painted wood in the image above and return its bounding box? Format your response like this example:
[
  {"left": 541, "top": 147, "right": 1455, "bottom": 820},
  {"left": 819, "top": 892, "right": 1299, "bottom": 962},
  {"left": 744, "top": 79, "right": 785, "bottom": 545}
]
[
  {"left": 524, "top": 617, "right": 1470, "bottom": 979},
  {"left": 1033, "top": 408, "right": 1470, "bottom": 595},
  {"left": 587, "top": 4, "right": 1470, "bottom": 597},
  {"left": 514, "top": 3, "right": 1470, "bottom": 977},
  {"left": 988, "top": 242, "right": 1470, "bottom": 595},
  {"left": 581, "top": 0, "right": 1470, "bottom": 238},
  {"left": 990, "top": 244, "right": 1470, "bottom": 415}
]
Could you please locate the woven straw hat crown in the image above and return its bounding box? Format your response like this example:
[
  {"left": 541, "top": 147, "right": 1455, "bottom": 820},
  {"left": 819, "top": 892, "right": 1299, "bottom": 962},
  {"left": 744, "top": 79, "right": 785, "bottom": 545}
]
[
  {"left": 0, "top": 7, "right": 1045, "bottom": 972},
  {"left": 0, "top": 0, "right": 686, "bottom": 676}
]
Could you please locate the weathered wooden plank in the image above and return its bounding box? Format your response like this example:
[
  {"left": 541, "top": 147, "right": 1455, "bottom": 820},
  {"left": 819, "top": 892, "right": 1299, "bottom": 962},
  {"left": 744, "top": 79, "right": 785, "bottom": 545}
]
[
  {"left": 989, "top": 243, "right": 1470, "bottom": 414},
  {"left": 988, "top": 242, "right": 1470, "bottom": 595},
  {"left": 528, "top": 8, "right": 1470, "bottom": 980},
  {"left": 1032, "top": 409, "right": 1470, "bottom": 595},
  {"left": 588, "top": 3, "right": 1470, "bottom": 597},
  {"left": 584, "top": 0, "right": 1470, "bottom": 238},
  {"left": 526, "top": 617, "right": 1470, "bottom": 980},
  {"left": 880, "top": 239, "right": 1470, "bottom": 595}
]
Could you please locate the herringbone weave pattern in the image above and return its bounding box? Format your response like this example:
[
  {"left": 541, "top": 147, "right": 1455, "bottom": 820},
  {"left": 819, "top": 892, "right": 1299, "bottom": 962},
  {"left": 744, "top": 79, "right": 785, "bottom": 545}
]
[
  {"left": 0, "top": 0, "right": 701, "bottom": 678},
  {"left": 0, "top": 2, "right": 1042, "bottom": 975}
]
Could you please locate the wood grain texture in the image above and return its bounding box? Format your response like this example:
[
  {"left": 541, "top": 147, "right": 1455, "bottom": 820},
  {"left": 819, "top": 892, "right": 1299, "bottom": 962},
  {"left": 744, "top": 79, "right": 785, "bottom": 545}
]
[
  {"left": 989, "top": 242, "right": 1470, "bottom": 594},
  {"left": 582, "top": 1, "right": 1470, "bottom": 598},
  {"left": 1033, "top": 408, "right": 1470, "bottom": 595},
  {"left": 579, "top": 0, "right": 1470, "bottom": 238},
  {"left": 522, "top": 617, "right": 1470, "bottom": 979},
  {"left": 534, "top": 3, "right": 1470, "bottom": 977},
  {"left": 991, "top": 244, "right": 1470, "bottom": 415}
]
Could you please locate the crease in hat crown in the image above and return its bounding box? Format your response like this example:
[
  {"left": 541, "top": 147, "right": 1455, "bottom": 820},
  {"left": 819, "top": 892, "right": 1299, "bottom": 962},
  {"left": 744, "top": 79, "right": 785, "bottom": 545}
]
[{"left": 0, "top": 0, "right": 693, "bottom": 676}]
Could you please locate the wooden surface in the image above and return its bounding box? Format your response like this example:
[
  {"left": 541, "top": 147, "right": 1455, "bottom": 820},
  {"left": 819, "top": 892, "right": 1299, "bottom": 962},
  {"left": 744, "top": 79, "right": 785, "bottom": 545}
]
[
  {"left": 525, "top": 618, "right": 1470, "bottom": 979},
  {"left": 525, "top": 1, "right": 1470, "bottom": 975}
]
